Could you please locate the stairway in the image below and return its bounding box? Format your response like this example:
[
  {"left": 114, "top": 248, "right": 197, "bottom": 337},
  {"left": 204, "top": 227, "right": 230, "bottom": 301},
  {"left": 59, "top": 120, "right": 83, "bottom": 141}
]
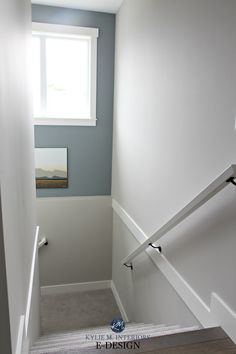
[{"left": 31, "top": 323, "right": 199, "bottom": 353}]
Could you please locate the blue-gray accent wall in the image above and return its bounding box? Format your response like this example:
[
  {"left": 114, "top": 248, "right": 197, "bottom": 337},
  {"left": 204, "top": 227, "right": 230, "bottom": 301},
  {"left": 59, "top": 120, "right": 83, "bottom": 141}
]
[{"left": 32, "top": 5, "right": 115, "bottom": 197}]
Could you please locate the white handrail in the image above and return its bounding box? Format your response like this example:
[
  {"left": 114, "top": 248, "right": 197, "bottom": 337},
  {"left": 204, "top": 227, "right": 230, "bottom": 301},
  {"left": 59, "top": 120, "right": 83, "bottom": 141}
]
[{"left": 122, "top": 165, "right": 236, "bottom": 266}]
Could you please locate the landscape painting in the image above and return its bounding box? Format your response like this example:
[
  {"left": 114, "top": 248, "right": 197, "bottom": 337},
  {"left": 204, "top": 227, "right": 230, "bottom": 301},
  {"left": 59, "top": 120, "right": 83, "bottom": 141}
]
[{"left": 35, "top": 148, "right": 68, "bottom": 189}]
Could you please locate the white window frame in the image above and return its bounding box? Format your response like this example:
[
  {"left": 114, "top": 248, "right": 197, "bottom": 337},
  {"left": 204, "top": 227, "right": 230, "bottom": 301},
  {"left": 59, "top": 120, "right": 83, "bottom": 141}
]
[{"left": 32, "top": 22, "right": 99, "bottom": 126}]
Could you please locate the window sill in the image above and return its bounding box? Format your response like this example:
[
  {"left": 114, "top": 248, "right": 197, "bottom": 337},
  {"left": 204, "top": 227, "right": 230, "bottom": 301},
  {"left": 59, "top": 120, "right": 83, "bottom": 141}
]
[{"left": 34, "top": 118, "right": 97, "bottom": 126}]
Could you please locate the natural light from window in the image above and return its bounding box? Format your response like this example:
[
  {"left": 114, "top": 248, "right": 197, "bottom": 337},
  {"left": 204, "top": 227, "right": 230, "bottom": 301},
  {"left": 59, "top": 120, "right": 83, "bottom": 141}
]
[{"left": 32, "top": 23, "right": 98, "bottom": 126}]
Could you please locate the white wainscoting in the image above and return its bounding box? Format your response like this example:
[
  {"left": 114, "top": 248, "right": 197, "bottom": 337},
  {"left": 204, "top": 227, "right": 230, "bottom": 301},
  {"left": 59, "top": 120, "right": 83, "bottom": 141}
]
[{"left": 112, "top": 199, "right": 236, "bottom": 343}]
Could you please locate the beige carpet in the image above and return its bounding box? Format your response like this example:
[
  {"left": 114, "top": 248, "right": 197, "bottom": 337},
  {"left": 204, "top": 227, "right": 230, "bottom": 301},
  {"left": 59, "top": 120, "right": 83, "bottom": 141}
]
[{"left": 41, "top": 289, "right": 121, "bottom": 334}]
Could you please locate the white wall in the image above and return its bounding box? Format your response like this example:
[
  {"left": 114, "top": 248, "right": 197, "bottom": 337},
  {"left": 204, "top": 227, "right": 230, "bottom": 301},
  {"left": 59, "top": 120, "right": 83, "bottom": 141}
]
[
  {"left": 112, "top": 0, "right": 236, "bottom": 325},
  {"left": 0, "top": 0, "right": 40, "bottom": 352},
  {"left": 37, "top": 197, "right": 112, "bottom": 286}
]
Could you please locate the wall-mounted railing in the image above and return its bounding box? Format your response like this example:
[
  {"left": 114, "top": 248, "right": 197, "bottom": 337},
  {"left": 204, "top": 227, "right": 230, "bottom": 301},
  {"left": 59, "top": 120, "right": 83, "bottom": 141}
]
[{"left": 123, "top": 165, "right": 236, "bottom": 268}]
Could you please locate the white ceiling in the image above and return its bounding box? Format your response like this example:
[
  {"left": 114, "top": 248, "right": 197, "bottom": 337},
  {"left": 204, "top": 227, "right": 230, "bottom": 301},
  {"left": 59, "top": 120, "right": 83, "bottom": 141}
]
[{"left": 31, "top": 0, "right": 124, "bottom": 14}]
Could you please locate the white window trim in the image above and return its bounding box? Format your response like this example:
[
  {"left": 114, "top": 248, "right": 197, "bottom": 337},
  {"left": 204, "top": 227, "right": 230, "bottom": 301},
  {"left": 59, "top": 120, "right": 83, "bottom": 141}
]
[{"left": 32, "top": 22, "right": 99, "bottom": 127}]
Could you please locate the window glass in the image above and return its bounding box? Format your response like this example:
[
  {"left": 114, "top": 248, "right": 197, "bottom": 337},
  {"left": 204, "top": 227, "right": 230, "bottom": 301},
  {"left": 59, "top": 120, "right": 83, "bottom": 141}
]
[
  {"left": 32, "top": 23, "right": 98, "bottom": 125},
  {"left": 46, "top": 37, "right": 90, "bottom": 119}
]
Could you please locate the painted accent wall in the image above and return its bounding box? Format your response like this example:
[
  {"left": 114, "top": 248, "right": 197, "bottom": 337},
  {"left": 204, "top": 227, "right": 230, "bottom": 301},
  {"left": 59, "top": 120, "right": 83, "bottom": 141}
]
[
  {"left": 32, "top": 4, "right": 115, "bottom": 197},
  {"left": 112, "top": 0, "right": 236, "bottom": 325}
]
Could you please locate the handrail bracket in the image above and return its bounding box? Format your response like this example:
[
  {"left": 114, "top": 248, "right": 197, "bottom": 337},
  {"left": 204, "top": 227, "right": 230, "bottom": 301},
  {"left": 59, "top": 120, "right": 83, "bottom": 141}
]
[
  {"left": 226, "top": 176, "right": 236, "bottom": 186},
  {"left": 124, "top": 263, "right": 133, "bottom": 270},
  {"left": 149, "top": 243, "right": 162, "bottom": 253}
]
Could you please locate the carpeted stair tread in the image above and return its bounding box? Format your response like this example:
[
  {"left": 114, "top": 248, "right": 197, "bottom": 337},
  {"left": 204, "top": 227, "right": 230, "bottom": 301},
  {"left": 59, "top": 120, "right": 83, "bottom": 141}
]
[
  {"left": 36, "top": 323, "right": 167, "bottom": 341},
  {"left": 31, "top": 324, "right": 199, "bottom": 354},
  {"left": 32, "top": 325, "right": 181, "bottom": 349}
]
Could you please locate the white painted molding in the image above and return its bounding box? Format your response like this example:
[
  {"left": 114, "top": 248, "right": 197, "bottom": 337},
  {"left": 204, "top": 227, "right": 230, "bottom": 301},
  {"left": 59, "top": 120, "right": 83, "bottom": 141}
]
[
  {"left": 41, "top": 279, "right": 130, "bottom": 325},
  {"left": 32, "top": 22, "right": 99, "bottom": 127},
  {"left": 34, "top": 118, "right": 97, "bottom": 127},
  {"left": 112, "top": 199, "right": 236, "bottom": 342},
  {"left": 37, "top": 195, "right": 111, "bottom": 202},
  {"left": 146, "top": 248, "right": 215, "bottom": 328},
  {"left": 111, "top": 281, "right": 129, "bottom": 323},
  {"left": 16, "top": 315, "right": 25, "bottom": 354},
  {"left": 32, "top": 22, "right": 99, "bottom": 38},
  {"left": 25, "top": 226, "right": 40, "bottom": 336},
  {"left": 112, "top": 199, "right": 148, "bottom": 245},
  {"left": 41, "top": 280, "right": 111, "bottom": 296},
  {"left": 211, "top": 293, "right": 236, "bottom": 343}
]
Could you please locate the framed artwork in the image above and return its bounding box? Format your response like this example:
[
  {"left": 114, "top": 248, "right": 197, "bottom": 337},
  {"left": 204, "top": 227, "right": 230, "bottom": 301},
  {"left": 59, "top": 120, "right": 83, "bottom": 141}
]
[{"left": 35, "top": 148, "right": 68, "bottom": 189}]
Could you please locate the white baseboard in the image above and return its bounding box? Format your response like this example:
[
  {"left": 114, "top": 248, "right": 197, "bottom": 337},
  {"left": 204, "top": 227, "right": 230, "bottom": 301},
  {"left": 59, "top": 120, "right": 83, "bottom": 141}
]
[
  {"left": 112, "top": 198, "right": 236, "bottom": 343},
  {"left": 41, "top": 280, "right": 111, "bottom": 296},
  {"left": 36, "top": 196, "right": 111, "bottom": 202},
  {"left": 111, "top": 281, "right": 129, "bottom": 323},
  {"left": 40, "top": 279, "right": 130, "bottom": 325},
  {"left": 16, "top": 315, "right": 25, "bottom": 354}
]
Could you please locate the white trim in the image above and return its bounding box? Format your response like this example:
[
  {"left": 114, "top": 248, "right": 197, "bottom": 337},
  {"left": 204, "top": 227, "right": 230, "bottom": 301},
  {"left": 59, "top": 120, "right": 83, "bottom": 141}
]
[
  {"left": 146, "top": 248, "right": 215, "bottom": 327},
  {"left": 25, "top": 226, "right": 40, "bottom": 336},
  {"left": 32, "top": 22, "right": 99, "bottom": 38},
  {"left": 34, "top": 118, "right": 97, "bottom": 126},
  {"left": 112, "top": 199, "right": 147, "bottom": 245},
  {"left": 16, "top": 315, "right": 25, "bottom": 354},
  {"left": 211, "top": 293, "right": 236, "bottom": 343},
  {"left": 111, "top": 281, "right": 129, "bottom": 323},
  {"left": 41, "top": 280, "right": 111, "bottom": 296},
  {"left": 36, "top": 195, "right": 111, "bottom": 201},
  {"left": 112, "top": 199, "right": 236, "bottom": 342},
  {"left": 40, "top": 279, "right": 130, "bottom": 324},
  {"left": 122, "top": 165, "right": 236, "bottom": 265},
  {"left": 90, "top": 34, "right": 97, "bottom": 121},
  {"left": 32, "top": 22, "right": 99, "bottom": 126}
]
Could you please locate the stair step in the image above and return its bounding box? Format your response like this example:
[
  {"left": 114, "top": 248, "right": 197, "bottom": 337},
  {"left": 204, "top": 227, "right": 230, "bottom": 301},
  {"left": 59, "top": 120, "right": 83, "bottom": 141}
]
[
  {"left": 37, "top": 323, "right": 167, "bottom": 342},
  {"left": 33, "top": 325, "right": 180, "bottom": 349},
  {"left": 31, "top": 324, "right": 199, "bottom": 353}
]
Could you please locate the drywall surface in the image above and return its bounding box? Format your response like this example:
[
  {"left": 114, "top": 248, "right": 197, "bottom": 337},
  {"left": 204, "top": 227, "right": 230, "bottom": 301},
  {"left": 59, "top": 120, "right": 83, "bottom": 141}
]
[
  {"left": 32, "top": 5, "right": 115, "bottom": 198},
  {"left": 0, "top": 0, "right": 40, "bottom": 351},
  {"left": 112, "top": 212, "right": 200, "bottom": 326},
  {"left": 37, "top": 196, "right": 112, "bottom": 285},
  {"left": 112, "top": 0, "right": 236, "bottom": 323}
]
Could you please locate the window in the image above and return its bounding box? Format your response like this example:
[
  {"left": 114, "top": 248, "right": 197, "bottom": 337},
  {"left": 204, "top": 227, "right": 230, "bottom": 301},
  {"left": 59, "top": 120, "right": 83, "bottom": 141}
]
[{"left": 32, "top": 22, "right": 99, "bottom": 126}]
